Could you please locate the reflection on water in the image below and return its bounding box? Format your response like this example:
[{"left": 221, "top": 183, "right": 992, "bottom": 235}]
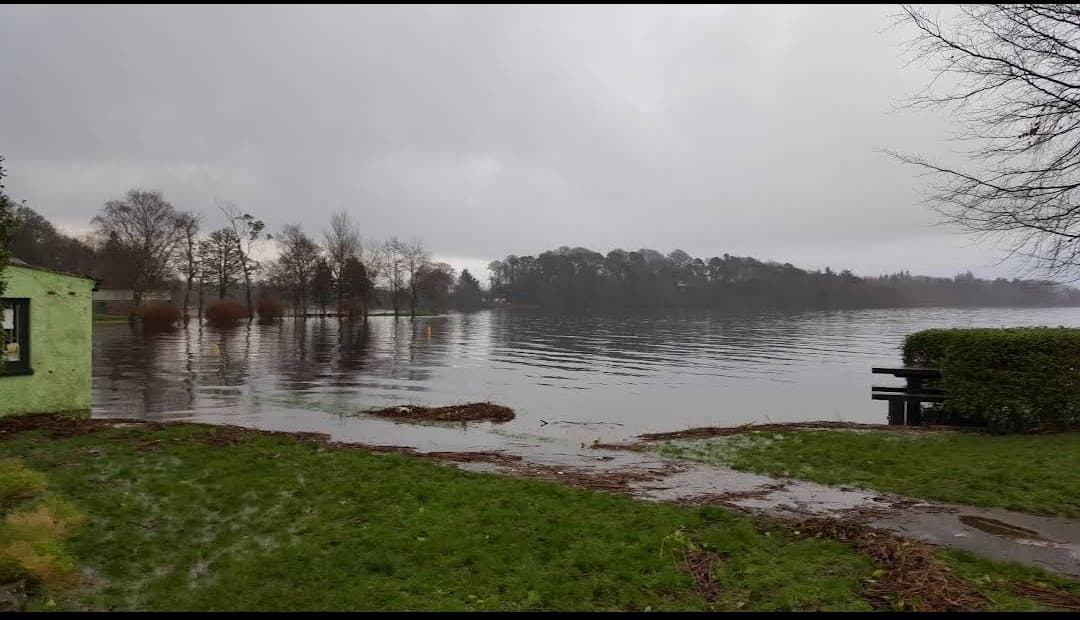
[{"left": 93, "top": 308, "right": 1080, "bottom": 448}]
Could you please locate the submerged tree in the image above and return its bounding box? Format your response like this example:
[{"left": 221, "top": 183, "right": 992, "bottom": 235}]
[
  {"left": 380, "top": 237, "right": 406, "bottom": 316},
  {"left": 311, "top": 258, "right": 334, "bottom": 316},
  {"left": 401, "top": 239, "right": 431, "bottom": 317},
  {"left": 176, "top": 213, "right": 201, "bottom": 321},
  {"left": 895, "top": 5, "right": 1080, "bottom": 280},
  {"left": 324, "top": 211, "right": 362, "bottom": 310},
  {"left": 199, "top": 228, "right": 246, "bottom": 300},
  {"left": 452, "top": 269, "right": 484, "bottom": 311},
  {"left": 338, "top": 256, "right": 372, "bottom": 318},
  {"left": 272, "top": 225, "right": 321, "bottom": 316},
  {"left": 416, "top": 262, "right": 455, "bottom": 314},
  {"left": 220, "top": 203, "right": 269, "bottom": 318},
  {"left": 92, "top": 190, "right": 190, "bottom": 319}
]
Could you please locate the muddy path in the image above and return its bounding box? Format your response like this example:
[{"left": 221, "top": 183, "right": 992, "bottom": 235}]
[{"left": 453, "top": 439, "right": 1080, "bottom": 577}]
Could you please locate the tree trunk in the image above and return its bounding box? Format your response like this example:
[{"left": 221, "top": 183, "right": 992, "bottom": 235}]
[
  {"left": 243, "top": 271, "right": 253, "bottom": 318},
  {"left": 235, "top": 232, "right": 254, "bottom": 319},
  {"left": 183, "top": 277, "right": 192, "bottom": 323},
  {"left": 130, "top": 289, "right": 143, "bottom": 323}
]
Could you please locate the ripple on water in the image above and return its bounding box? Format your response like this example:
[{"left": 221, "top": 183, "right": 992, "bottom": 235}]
[{"left": 93, "top": 307, "right": 1080, "bottom": 446}]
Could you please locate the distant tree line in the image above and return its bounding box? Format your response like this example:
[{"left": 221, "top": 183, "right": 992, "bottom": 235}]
[
  {"left": 3, "top": 184, "right": 486, "bottom": 319},
  {"left": 488, "top": 246, "right": 1080, "bottom": 312}
]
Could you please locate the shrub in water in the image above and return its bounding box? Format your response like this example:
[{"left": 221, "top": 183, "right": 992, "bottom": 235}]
[
  {"left": 256, "top": 298, "right": 283, "bottom": 323},
  {"left": 904, "top": 327, "right": 1080, "bottom": 432},
  {"left": 139, "top": 303, "right": 181, "bottom": 331},
  {"left": 337, "top": 300, "right": 365, "bottom": 320},
  {"left": 205, "top": 299, "right": 249, "bottom": 327}
]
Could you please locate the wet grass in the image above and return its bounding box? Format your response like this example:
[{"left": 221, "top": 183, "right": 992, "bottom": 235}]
[
  {"left": 943, "top": 550, "right": 1080, "bottom": 611},
  {"left": 0, "top": 423, "right": 874, "bottom": 611},
  {"left": 655, "top": 430, "right": 1080, "bottom": 517},
  {"left": 0, "top": 421, "right": 1073, "bottom": 611}
]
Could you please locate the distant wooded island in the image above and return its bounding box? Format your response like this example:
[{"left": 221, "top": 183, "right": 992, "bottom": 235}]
[{"left": 488, "top": 247, "right": 1080, "bottom": 312}]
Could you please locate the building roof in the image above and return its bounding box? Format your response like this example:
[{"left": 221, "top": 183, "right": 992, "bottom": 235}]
[{"left": 8, "top": 257, "right": 99, "bottom": 284}]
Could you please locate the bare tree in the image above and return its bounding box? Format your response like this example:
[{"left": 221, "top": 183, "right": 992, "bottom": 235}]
[
  {"left": 219, "top": 202, "right": 269, "bottom": 317},
  {"left": 92, "top": 190, "right": 188, "bottom": 319},
  {"left": 176, "top": 213, "right": 201, "bottom": 322},
  {"left": 359, "top": 243, "right": 384, "bottom": 317},
  {"left": 324, "top": 211, "right": 362, "bottom": 311},
  {"left": 273, "top": 225, "right": 322, "bottom": 317},
  {"left": 380, "top": 237, "right": 406, "bottom": 316},
  {"left": 197, "top": 258, "right": 207, "bottom": 320},
  {"left": 339, "top": 256, "right": 373, "bottom": 318},
  {"left": 401, "top": 239, "right": 432, "bottom": 317},
  {"left": 199, "top": 228, "right": 246, "bottom": 300},
  {"left": 311, "top": 258, "right": 334, "bottom": 316},
  {"left": 894, "top": 5, "right": 1080, "bottom": 279}
]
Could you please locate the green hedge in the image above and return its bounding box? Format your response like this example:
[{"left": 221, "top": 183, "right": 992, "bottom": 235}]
[{"left": 903, "top": 327, "right": 1080, "bottom": 432}]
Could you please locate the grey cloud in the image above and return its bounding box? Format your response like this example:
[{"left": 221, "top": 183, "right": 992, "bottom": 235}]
[{"left": 0, "top": 4, "right": 1009, "bottom": 279}]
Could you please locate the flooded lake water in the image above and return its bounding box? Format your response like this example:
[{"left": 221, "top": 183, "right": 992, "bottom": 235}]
[{"left": 93, "top": 307, "right": 1080, "bottom": 451}]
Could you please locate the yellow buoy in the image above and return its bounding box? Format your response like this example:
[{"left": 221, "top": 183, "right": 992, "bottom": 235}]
[{"left": 426, "top": 325, "right": 432, "bottom": 338}]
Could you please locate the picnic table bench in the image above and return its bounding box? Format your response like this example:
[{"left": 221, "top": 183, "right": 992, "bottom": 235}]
[{"left": 871, "top": 366, "right": 948, "bottom": 426}]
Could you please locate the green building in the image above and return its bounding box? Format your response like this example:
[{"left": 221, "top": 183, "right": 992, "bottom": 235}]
[{"left": 1, "top": 258, "right": 95, "bottom": 416}]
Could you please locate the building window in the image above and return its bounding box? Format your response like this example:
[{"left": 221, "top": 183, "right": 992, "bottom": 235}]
[{"left": 1, "top": 298, "right": 31, "bottom": 376}]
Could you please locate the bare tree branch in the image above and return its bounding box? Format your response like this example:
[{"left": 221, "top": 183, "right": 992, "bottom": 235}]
[{"left": 894, "top": 4, "right": 1080, "bottom": 280}]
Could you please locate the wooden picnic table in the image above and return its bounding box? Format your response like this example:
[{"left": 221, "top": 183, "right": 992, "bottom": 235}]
[
  {"left": 871, "top": 366, "right": 942, "bottom": 379},
  {"left": 871, "top": 366, "right": 946, "bottom": 426}
]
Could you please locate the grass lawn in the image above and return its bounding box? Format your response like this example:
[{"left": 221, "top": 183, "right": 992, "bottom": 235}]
[
  {"left": 654, "top": 430, "right": 1080, "bottom": 518},
  {"left": 0, "top": 420, "right": 1076, "bottom": 611}
]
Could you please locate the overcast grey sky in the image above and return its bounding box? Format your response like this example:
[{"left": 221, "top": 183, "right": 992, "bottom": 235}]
[{"left": 0, "top": 4, "right": 1011, "bottom": 281}]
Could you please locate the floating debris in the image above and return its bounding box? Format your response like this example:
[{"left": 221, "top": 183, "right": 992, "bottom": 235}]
[{"left": 366, "top": 402, "right": 515, "bottom": 423}]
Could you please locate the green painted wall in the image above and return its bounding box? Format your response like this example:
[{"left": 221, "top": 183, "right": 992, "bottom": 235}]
[{"left": 1, "top": 265, "right": 94, "bottom": 416}]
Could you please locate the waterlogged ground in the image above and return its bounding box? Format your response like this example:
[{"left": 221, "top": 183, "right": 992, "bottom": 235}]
[
  {"left": 3, "top": 417, "right": 1078, "bottom": 612},
  {"left": 652, "top": 429, "right": 1080, "bottom": 518}
]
